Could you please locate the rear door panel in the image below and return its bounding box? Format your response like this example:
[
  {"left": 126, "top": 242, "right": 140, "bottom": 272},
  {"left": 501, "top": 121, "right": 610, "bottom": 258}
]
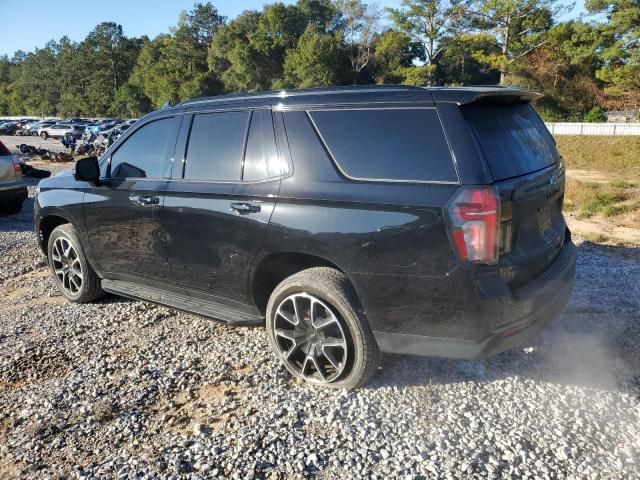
[
  {"left": 164, "top": 181, "right": 278, "bottom": 303},
  {"left": 164, "top": 107, "right": 279, "bottom": 305}
]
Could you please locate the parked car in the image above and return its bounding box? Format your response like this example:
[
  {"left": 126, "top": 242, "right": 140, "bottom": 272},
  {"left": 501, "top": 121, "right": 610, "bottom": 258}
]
[
  {"left": 0, "top": 140, "right": 27, "bottom": 215},
  {"left": 27, "top": 120, "right": 56, "bottom": 134},
  {"left": 34, "top": 86, "right": 576, "bottom": 389},
  {"left": 13, "top": 119, "right": 38, "bottom": 135},
  {"left": 0, "top": 121, "right": 18, "bottom": 135},
  {"left": 99, "top": 124, "right": 130, "bottom": 138},
  {"left": 84, "top": 122, "right": 117, "bottom": 135},
  {"left": 38, "top": 123, "right": 83, "bottom": 140},
  {"left": 68, "top": 117, "right": 91, "bottom": 125}
]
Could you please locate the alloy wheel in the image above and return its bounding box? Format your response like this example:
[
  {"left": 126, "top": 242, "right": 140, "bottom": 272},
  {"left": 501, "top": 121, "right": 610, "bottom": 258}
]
[
  {"left": 51, "top": 237, "right": 83, "bottom": 295},
  {"left": 273, "top": 292, "right": 349, "bottom": 384}
]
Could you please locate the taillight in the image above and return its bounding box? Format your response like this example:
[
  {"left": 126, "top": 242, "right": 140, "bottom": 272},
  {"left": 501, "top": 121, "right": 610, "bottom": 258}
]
[
  {"left": 447, "top": 187, "right": 500, "bottom": 264},
  {"left": 13, "top": 158, "right": 21, "bottom": 174}
]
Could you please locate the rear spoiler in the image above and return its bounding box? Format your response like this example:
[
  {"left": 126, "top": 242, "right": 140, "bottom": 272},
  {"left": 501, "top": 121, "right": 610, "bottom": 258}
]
[{"left": 430, "top": 87, "right": 542, "bottom": 105}]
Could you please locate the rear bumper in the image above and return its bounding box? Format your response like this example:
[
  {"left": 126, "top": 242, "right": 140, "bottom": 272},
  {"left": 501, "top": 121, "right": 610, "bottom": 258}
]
[{"left": 375, "top": 238, "right": 576, "bottom": 359}]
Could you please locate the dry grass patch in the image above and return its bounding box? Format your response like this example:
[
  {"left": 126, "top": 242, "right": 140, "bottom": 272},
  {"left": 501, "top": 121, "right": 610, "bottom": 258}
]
[
  {"left": 565, "top": 178, "right": 640, "bottom": 220},
  {"left": 555, "top": 135, "right": 640, "bottom": 180}
]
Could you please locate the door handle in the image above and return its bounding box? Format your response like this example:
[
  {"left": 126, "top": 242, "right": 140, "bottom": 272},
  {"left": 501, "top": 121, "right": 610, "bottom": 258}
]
[
  {"left": 230, "top": 202, "right": 261, "bottom": 214},
  {"left": 130, "top": 194, "right": 160, "bottom": 206}
]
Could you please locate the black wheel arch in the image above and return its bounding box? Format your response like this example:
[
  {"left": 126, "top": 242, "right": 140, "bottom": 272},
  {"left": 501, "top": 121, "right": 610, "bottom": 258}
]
[
  {"left": 36, "top": 208, "right": 96, "bottom": 267},
  {"left": 249, "top": 250, "right": 364, "bottom": 317},
  {"left": 38, "top": 213, "right": 72, "bottom": 255}
]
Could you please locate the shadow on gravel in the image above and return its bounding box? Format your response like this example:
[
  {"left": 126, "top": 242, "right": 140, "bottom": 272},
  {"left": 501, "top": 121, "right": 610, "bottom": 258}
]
[
  {"left": 372, "top": 241, "right": 640, "bottom": 394},
  {"left": 0, "top": 174, "right": 43, "bottom": 233},
  {"left": 0, "top": 197, "right": 36, "bottom": 233}
]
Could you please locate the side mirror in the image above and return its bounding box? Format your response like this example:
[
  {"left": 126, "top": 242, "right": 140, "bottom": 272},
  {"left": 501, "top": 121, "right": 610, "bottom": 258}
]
[{"left": 73, "top": 156, "right": 100, "bottom": 184}]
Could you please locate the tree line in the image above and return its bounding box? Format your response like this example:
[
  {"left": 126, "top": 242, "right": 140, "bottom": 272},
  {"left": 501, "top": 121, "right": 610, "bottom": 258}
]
[{"left": 0, "top": 0, "right": 637, "bottom": 121}]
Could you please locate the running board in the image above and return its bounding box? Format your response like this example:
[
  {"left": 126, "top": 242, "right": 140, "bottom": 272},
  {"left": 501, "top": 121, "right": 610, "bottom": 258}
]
[{"left": 101, "top": 279, "right": 264, "bottom": 325}]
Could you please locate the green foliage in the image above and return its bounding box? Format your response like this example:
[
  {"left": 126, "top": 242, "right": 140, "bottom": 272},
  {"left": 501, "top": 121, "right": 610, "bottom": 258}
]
[
  {"left": 586, "top": 0, "right": 640, "bottom": 92},
  {"left": 388, "top": 0, "right": 468, "bottom": 85},
  {"left": 372, "top": 30, "right": 422, "bottom": 84},
  {"left": 131, "top": 3, "right": 225, "bottom": 105},
  {"left": 436, "top": 33, "right": 501, "bottom": 85},
  {"left": 512, "top": 21, "right": 604, "bottom": 120},
  {"left": 610, "top": 180, "right": 635, "bottom": 189},
  {"left": 583, "top": 106, "right": 608, "bottom": 122},
  {"left": 111, "top": 83, "right": 152, "bottom": 118},
  {"left": 208, "top": 1, "right": 342, "bottom": 92},
  {"left": 282, "top": 27, "right": 347, "bottom": 87},
  {"left": 402, "top": 65, "right": 436, "bottom": 86},
  {"left": 580, "top": 190, "right": 628, "bottom": 218},
  {"left": 468, "top": 0, "right": 568, "bottom": 83},
  {"left": 0, "top": 0, "right": 637, "bottom": 119}
]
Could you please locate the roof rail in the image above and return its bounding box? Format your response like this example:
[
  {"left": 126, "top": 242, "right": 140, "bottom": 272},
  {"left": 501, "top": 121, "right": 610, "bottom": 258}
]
[{"left": 176, "top": 85, "right": 425, "bottom": 107}]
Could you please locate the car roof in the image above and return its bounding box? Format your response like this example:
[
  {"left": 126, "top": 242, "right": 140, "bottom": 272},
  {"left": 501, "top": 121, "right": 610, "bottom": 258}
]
[{"left": 169, "top": 85, "right": 540, "bottom": 111}]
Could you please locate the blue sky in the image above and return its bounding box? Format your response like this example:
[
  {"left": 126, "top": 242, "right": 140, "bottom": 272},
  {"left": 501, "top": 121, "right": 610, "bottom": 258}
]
[{"left": 0, "top": 0, "right": 587, "bottom": 57}]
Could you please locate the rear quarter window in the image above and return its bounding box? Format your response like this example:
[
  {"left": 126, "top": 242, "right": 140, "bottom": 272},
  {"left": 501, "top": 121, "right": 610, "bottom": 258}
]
[
  {"left": 309, "top": 108, "right": 457, "bottom": 182},
  {"left": 463, "top": 103, "right": 559, "bottom": 181}
]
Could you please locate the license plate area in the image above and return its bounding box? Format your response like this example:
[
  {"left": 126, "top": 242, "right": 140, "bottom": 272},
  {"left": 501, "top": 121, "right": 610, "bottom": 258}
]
[{"left": 538, "top": 204, "right": 552, "bottom": 235}]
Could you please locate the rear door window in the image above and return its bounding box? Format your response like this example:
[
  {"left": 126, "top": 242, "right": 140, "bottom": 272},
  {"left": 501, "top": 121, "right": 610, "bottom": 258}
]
[
  {"left": 184, "top": 111, "right": 249, "bottom": 181},
  {"left": 309, "top": 108, "right": 456, "bottom": 182},
  {"left": 463, "top": 103, "right": 558, "bottom": 181}
]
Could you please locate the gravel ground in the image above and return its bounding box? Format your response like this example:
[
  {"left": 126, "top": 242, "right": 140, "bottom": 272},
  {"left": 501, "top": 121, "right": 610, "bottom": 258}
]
[
  {"left": 2, "top": 134, "right": 68, "bottom": 158},
  {"left": 1, "top": 139, "right": 639, "bottom": 479}
]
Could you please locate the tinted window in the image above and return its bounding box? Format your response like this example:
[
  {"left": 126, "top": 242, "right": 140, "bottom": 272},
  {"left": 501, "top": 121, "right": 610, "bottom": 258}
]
[
  {"left": 243, "top": 110, "right": 282, "bottom": 181},
  {"left": 185, "top": 111, "right": 249, "bottom": 181},
  {"left": 309, "top": 108, "right": 456, "bottom": 182},
  {"left": 110, "top": 117, "right": 176, "bottom": 178},
  {"left": 463, "top": 103, "right": 558, "bottom": 180}
]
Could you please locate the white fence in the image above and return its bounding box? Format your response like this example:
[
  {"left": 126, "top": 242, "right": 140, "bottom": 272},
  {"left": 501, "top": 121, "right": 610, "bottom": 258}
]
[
  {"left": 545, "top": 122, "right": 640, "bottom": 136},
  {"left": 0, "top": 116, "right": 62, "bottom": 120}
]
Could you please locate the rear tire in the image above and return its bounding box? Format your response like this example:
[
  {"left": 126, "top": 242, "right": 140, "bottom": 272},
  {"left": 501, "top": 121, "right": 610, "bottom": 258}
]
[
  {"left": 47, "top": 224, "right": 103, "bottom": 303},
  {"left": 40, "top": 131, "right": 48, "bottom": 139},
  {"left": 266, "top": 267, "right": 380, "bottom": 389}
]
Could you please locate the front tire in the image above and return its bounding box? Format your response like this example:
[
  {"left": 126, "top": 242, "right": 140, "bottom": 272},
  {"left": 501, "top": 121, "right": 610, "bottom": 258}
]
[
  {"left": 40, "top": 131, "right": 48, "bottom": 139},
  {"left": 47, "top": 224, "right": 103, "bottom": 303},
  {"left": 266, "top": 267, "right": 380, "bottom": 389}
]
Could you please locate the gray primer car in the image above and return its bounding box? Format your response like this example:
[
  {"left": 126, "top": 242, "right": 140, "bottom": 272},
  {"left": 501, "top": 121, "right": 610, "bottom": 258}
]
[{"left": 0, "top": 140, "right": 27, "bottom": 214}]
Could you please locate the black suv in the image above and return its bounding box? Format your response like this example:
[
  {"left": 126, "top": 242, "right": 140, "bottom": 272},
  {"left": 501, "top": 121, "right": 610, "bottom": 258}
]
[{"left": 34, "top": 86, "right": 576, "bottom": 389}]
